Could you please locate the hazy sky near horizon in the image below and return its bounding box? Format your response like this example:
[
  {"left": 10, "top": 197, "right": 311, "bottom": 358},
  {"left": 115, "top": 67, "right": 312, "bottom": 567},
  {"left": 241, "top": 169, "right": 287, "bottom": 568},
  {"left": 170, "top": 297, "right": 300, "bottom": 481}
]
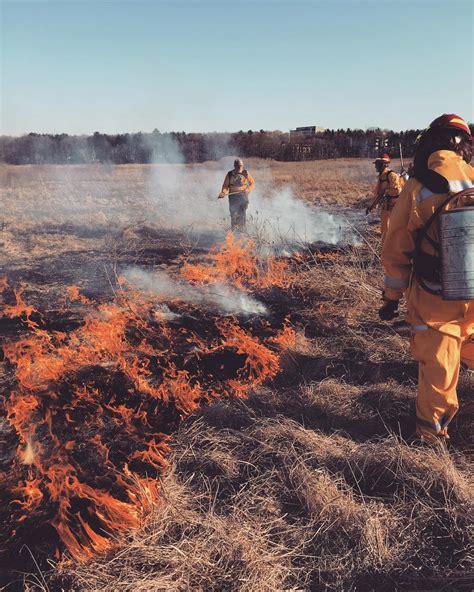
[{"left": 1, "top": 0, "right": 473, "bottom": 136}]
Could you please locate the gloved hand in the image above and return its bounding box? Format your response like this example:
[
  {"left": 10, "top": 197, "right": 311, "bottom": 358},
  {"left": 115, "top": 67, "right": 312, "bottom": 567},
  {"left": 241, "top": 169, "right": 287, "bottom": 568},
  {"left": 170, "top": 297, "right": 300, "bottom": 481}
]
[{"left": 379, "top": 299, "right": 399, "bottom": 321}]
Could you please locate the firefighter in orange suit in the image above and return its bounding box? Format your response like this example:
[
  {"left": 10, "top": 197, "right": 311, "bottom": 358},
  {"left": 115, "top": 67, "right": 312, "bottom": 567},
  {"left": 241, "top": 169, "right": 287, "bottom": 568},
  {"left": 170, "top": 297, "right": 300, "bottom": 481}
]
[
  {"left": 367, "top": 153, "right": 402, "bottom": 245},
  {"left": 380, "top": 114, "right": 474, "bottom": 443},
  {"left": 218, "top": 158, "right": 255, "bottom": 231}
]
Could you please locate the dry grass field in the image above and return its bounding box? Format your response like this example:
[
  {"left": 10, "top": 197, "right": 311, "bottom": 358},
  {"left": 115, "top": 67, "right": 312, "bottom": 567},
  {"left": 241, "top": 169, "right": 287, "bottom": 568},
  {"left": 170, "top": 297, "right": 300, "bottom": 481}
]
[{"left": 0, "top": 159, "right": 472, "bottom": 592}]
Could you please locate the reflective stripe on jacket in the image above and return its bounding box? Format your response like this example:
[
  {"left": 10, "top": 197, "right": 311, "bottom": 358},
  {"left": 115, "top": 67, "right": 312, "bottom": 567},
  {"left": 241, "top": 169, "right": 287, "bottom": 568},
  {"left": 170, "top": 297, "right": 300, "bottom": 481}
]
[{"left": 381, "top": 150, "right": 474, "bottom": 324}]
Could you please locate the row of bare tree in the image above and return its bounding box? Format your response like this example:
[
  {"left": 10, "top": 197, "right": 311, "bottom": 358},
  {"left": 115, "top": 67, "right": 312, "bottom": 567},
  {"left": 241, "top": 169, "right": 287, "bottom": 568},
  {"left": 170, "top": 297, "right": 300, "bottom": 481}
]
[{"left": 0, "top": 127, "right": 434, "bottom": 164}]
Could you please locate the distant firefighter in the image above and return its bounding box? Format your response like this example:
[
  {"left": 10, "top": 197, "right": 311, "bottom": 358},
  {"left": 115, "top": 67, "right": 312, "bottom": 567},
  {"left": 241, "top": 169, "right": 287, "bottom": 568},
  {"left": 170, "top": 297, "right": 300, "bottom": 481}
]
[
  {"left": 380, "top": 113, "right": 474, "bottom": 444},
  {"left": 366, "top": 153, "right": 402, "bottom": 244},
  {"left": 218, "top": 158, "right": 255, "bottom": 231}
]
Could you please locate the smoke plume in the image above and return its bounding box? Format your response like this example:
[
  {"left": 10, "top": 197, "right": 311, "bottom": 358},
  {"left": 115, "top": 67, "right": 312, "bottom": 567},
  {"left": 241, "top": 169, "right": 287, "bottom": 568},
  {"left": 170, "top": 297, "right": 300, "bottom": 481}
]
[
  {"left": 122, "top": 266, "right": 268, "bottom": 317},
  {"left": 145, "top": 142, "right": 358, "bottom": 246}
]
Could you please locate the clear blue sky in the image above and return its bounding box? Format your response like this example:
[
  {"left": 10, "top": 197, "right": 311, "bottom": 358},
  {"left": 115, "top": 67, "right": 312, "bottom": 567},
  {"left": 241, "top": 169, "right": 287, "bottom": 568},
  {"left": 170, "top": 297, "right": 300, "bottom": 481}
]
[{"left": 1, "top": 0, "right": 473, "bottom": 135}]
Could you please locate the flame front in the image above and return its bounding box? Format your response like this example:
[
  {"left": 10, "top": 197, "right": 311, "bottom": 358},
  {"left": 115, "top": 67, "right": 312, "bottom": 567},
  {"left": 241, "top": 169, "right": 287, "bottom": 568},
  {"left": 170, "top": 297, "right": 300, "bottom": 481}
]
[
  {"left": 1, "top": 235, "right": 296, "bottom": 561},
  {"left": 181, "top": 232, "right": 295, "bottom": 290}
]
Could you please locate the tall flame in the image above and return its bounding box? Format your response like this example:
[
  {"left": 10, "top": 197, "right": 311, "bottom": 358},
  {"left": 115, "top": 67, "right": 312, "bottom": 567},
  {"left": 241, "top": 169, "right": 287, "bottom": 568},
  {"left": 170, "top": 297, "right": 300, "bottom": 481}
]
[{"left": 181, "top": 232, "right": 295, "bottom": 290}]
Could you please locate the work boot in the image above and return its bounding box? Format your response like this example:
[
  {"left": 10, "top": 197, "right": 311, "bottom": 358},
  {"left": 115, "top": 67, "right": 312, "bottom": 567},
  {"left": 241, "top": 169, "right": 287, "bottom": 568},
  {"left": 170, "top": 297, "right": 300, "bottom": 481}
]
[{"left": 409, "top": 432, "right": 450, "bottom": 451}]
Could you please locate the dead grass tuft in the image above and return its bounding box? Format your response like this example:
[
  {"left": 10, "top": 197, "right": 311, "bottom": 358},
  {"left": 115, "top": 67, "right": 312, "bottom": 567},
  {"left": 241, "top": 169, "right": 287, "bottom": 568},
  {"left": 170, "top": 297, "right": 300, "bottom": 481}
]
[{"left": 54, "top": 399, "right": 473, "bottom": 591}]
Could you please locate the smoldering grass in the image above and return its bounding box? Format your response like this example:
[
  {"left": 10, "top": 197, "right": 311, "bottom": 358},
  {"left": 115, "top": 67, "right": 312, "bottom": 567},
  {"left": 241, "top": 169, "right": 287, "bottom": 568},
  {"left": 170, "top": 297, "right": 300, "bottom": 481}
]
[{"left": 121, "top": 266, "right": 268, "bottom": 317}]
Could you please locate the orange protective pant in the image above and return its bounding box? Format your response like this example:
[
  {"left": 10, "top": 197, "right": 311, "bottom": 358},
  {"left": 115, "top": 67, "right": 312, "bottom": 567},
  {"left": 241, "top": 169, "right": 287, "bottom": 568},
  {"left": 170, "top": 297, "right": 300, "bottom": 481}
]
[{"left": 411, "top": 321, "right": 474, "bottom": 441}]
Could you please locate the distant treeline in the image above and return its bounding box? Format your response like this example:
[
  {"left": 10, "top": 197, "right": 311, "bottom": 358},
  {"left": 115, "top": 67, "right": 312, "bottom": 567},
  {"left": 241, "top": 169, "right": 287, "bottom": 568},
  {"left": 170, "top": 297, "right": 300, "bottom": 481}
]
[{"left": 0, "top": 127, "right": 457, "bottom": 165}]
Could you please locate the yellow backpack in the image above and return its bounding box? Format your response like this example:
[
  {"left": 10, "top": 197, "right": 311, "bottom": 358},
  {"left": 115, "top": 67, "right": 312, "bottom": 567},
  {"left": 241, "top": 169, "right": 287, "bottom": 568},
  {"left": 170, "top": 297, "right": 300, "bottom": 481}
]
[{"left": 386, "top": 169, "right": 407, "bottom": 193}]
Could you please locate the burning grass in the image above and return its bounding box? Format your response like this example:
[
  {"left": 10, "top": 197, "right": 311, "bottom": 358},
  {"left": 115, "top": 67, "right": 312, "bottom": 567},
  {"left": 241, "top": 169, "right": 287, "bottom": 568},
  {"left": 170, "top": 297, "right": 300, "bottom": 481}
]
[
  {"left": 49, "top": 238, "right": 473, "bottom": 592},
  {"left": 1, "top": 161, "right": 472, "bottom": 591},
  {"left": 0, "top": 235, "right": 296, "bottom": 581},
  {"left": 180, "top": 231, "right": 295, "bottom": 290}
]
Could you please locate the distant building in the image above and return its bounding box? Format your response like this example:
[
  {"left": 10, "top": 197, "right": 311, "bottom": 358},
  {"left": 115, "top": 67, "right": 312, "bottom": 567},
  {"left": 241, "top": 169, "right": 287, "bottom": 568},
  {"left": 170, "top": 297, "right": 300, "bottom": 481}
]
[{"left": 289, "top": 125, "right": 326, "bottom": 141}]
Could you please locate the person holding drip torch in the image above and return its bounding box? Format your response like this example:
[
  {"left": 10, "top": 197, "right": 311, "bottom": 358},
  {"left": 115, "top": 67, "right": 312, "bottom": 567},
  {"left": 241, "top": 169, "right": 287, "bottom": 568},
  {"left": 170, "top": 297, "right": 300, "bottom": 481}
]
[
  {"left": 366, "top": 153, "right": 402, "bottom": 245},
  {"left": 380, "top": 113, "right": 474, "bottom": 444},
  {"left": 218, "top": 158, "right": 255, "bottom": 231}
]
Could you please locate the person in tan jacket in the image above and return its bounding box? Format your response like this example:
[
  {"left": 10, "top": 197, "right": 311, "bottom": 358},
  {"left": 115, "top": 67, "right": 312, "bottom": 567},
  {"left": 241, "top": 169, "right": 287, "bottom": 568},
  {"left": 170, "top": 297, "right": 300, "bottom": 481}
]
[
  {"left": 380, "top": 114, "right": 474, "bottom": 443},
  {"left": 218, "top": 158, "right": 255, "bottom": 231},
  {"left": 367, "top": 153, "right": 402, "bottom": 245}
]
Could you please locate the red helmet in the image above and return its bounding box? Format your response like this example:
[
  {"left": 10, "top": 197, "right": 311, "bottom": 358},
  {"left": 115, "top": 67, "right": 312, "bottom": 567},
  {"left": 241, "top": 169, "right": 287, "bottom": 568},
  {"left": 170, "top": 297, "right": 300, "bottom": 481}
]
[
  {"left": 373, "top": 153, "right": 391, "bottom": 163},
  {"left": 428, "top": 114, "right": 471, "bottom": 138}
]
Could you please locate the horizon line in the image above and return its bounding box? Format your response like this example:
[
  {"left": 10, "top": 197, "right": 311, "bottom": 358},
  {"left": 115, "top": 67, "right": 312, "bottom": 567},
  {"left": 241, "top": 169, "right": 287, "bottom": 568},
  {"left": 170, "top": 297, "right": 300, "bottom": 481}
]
[{"left": 0, "top": 125, "right": 442, "bottom": 139}]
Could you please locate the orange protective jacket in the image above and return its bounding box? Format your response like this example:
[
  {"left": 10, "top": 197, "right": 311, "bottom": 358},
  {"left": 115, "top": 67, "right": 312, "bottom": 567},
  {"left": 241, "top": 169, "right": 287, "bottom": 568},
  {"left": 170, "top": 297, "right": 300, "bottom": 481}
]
[
  {"left": 382, "top": 150, "right": 474, "bottom": 323},
  {"left": 374, "top": 168, "right": 402, "bottom": 211},
  {"left": 221, "top": 169, "right": 255, "bottom": 196},
  {"left": 381, "top": 149, "right": 474, "bottom": 441}
]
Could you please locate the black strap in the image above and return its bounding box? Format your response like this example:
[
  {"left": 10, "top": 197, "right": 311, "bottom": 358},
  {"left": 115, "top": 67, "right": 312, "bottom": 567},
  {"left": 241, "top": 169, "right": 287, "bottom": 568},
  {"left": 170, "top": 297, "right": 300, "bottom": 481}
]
[
  {"left": 413, "top": 188, "right": 474, "bottom": 294},
  {"left": 416, "top": 189, "right": 472, "bottom": 250},
  {"left": 229, "top": 169, "right": 248, "bottom": 178},
  {"left": 413, "top": 169, "right": 450, "bottom": 194},
  {"left": 381, "top": 170, "right": 401, "bottom": 198}
]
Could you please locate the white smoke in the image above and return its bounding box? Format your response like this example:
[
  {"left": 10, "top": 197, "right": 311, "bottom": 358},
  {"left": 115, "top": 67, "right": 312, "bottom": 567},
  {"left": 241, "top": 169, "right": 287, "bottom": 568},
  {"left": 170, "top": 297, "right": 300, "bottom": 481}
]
[
  {"left": 3, "top": 134, "right": 360, "bottom": 271},
  {"left": 249, "top": 186, "right": 356, "bottom": 246},
  {"left": 144, "top": 139, "right": 358, "bottom": 246},
  {"left": 122, "top": 266, "right": 268, "bottom": 317},
  {"left": 144, "top": 162, "right": 228, "bottom": 231}
]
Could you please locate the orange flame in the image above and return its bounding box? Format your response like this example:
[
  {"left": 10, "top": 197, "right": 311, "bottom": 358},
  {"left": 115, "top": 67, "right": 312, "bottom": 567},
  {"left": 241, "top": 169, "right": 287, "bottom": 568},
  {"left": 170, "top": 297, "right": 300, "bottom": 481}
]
[
  {"left": 3, "top": 249, "right": 295, "bottom": 561},
  {"left": 66, "top": 285, "right": 93, "bottom": 305},
  {"left": 181, "top": 232, "right": 294, "bottom": 290},
  {"left": 269, "top": 321, "right": 297, "bottom": 350},
  {"left": 3, "top": 284, "right": 37, "bottom": 321}
]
